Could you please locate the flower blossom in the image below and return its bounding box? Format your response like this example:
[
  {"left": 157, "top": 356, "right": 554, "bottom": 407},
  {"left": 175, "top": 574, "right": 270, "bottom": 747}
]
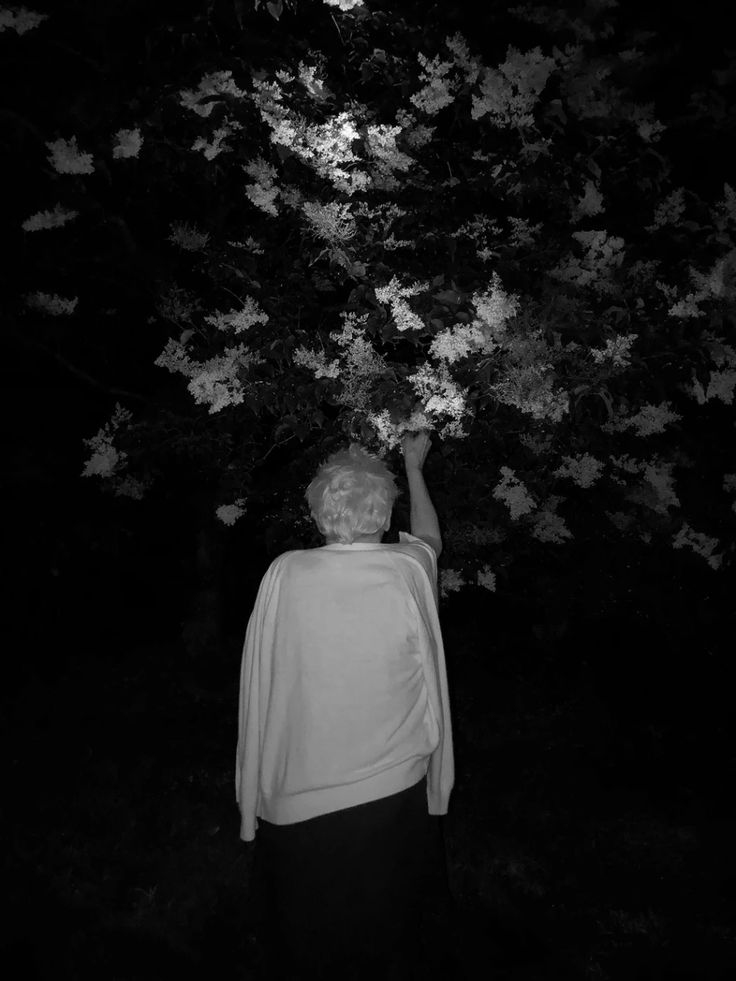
[
  {"left": 327, "top": 312, "right": 388, "bottom": 413},
  {"left": 179, "top": 70, "right": 246, "bottom": 117},
  {"left": 25, "top": 291, "right": 78, "bottom": 315},
  {"left": 429, "top": 323, "right": 488, "bottom": 364},
  {"left": 440, "top": 569, "right": 467, "bottom": 600},
  {"left": 81, "top": 403, "right": 132, "bottom": 478},
  {"left": 46, "top": 136, "right": 94, "bottom": 174},
  {"left": 492, "top": 467, "right": 537, "bottom": 520},
  {"left": 507, "top": 216, "right": 542, "bottom": 250},
  {"left": 292, "top": 346, "right": 340, "bottom": 379},
  {"left": 476, "top": 565, "right": 496, "bottom": 592},
  {"left": 193, "top": 117, "right": 243, "bottom": 160},
  {"left": 168, "top": 221, "right": 210, "bottom": 251},
  {"left": 529, "top": 498, "right": 573, "bottom": 544},
  {"left": 472, "top": 45, "right": 557, "bottom": 126},
  {"left": 154, "top": 338, "right": 262, "bottom": 414},
  {"left": 375, "top": 276, "right": 428, "bottom": 333},
  {"left": 216, "top": 499, "right": 247, "bottom": 526},
  {"left": 204, "top": 296, "right": 269, "bottom": 334},
  {"left": 590, "top": 333, "right": 638, "bottom": 368},
  {"left": 243, "top": 156, "right": 280, "bottom": 216},
  {"left": 0, "top": 6, "right": 47, "bottom": 34},
  {"left": 323, "top": 0, "right": 364, "bottom": 10},
  {"left": 601, "top": 401, "right": 682, "bottom": 437},
  {"left": 646, "top": 187, "right": 685, "bottom": 231},
  {"left": 22, "top": 204, "right": 78, "bottom": 231},
  {"left": 471, "top": 273, "right": 521, "bottom": 340},
  {"left": 408, "top": 361, "right": 469, "bottom": 425},
  {"left": 553, "top": 453, "right": 605, "bottom": 488},
  {"left": 572, "top": 179, "right": 604, "bottom": 221},
  {"left": 112, "top": 128, "right": 143, "bottom": 159},
  {"left": 301, "top": 200, "right": 357, "bottom": 243},
  {"left": 549, "top": 229, "right": 625, "bottom": 294},
  {"left": 444, "top": 32, "right": 483, "bottom": 87},
  {"left": 410, "top": 53, "right": 457, "bottom": 116},
  {"left": 672, "top": 522, "right": 723, "bottom": 570}
]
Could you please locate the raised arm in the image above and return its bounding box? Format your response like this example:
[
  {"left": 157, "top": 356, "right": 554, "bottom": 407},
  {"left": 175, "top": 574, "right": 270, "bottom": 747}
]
[{"left": 401, "top": 431, "right": 442, "bottom": 558}]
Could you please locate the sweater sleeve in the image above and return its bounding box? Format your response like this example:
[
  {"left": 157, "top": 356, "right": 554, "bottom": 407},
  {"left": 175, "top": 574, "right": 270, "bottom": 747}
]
[{"left": 235, "top": 556, "right": 283, "bottom": 842}]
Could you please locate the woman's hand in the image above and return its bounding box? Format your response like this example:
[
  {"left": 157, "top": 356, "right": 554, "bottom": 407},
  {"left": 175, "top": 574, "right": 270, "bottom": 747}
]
[{"left": 401, "top": 430, "right": 432, "bottom": 471}]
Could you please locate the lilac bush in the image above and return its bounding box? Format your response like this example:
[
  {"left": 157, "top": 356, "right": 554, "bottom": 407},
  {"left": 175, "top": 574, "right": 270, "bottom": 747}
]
[{"left": 11, "top": 0, "right": 734, "bottom": 604}]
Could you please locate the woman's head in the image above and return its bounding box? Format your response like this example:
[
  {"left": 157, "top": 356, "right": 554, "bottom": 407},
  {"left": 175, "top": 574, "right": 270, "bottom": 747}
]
[{"left": 305, "top": 442, "right": 401, "bottom": 544}]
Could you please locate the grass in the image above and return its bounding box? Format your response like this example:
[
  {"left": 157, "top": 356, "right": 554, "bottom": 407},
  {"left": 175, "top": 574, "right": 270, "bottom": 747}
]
[{"left": 3, "top": 628, "right": 734, "bottom": 980}]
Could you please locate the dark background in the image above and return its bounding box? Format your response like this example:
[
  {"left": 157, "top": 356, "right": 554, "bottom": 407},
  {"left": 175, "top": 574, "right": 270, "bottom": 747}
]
[{"left": 2, "top": 2, "right": 735, "bottom": 978}]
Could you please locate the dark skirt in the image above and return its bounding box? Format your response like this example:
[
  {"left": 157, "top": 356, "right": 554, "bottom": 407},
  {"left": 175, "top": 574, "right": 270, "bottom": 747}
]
[{"left": 252, "top": 775, "right": 452, "bottom": 980}]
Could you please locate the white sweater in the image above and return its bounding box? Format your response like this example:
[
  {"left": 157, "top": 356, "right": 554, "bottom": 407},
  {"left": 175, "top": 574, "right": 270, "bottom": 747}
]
[{"left": 236, "top": 532, "right": 455, "bottom": 841}]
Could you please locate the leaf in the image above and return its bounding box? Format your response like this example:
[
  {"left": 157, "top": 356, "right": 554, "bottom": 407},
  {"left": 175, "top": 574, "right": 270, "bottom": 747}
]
[
  {"left": 266, "top": 0, "right": 283, "bottom": 20},
  {"left": 432, "top": 289, "right": 462, "bottom": 305}
]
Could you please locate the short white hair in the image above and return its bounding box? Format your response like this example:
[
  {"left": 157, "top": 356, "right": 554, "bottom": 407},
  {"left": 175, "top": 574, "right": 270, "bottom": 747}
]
[{"left": 305, "top": 442, "right": 401, "bottom": 544}]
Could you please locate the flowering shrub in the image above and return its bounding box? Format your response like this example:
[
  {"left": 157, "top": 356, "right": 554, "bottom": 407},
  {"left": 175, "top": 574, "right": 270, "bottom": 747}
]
[{"left": 11, "top": 1, "right": 735, "bottom": 604}]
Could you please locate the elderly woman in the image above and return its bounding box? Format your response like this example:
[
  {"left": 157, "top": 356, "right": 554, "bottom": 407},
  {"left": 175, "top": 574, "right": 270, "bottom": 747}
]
[{"left": 236, "top": 431, "right": 456, "bottom": 980}]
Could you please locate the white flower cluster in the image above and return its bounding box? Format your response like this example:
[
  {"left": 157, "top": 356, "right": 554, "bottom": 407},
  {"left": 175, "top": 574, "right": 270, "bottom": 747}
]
[
  {"left": 301, "top": 199, "right": 357, "bottom": 243},
  {"left": 685, "top": 366, "right": 736, "bottom": 406},
  {"left": 672, "top": 522, "right": 723, "bottom": 570},
  {"left": 193, "top": 118, "right": 243, "bottom": 160},
  {"left": 329, "top": 313, "right": 388, "bottom": 413},
  {"left": 394, "top": 109, "right": 435, "bottom": 150},
  {"left": 22, "top": 203, "right": 78, "bottom": 231},
  {"left": 46, "top": 136, "right": 95, "bottom": 175},
  {"left": 253, "top": 76, "right": 370, "bottom": 195},
  {"left": 363, "top": 122, "right": 415, "bottom": 191},
  {"left": 646, "top": 187, "right": 686, "bottom": 231},
  {"left": 204, "top": 296, "right": 269, "bottom": 335},
  {"left": 529, "top": 501, "right": 573, "bottom": 544},
  {"left": 666, "top": 249, "right": 736, "bottom": 318},
  {"left": 472, "top": 45, "right": 557, "bottom": 127},
  {"left": 549, "top": 229, "right": 625, "bottom": 294},
  {"left": 180, "top": 70, "right": 246, "bottom": 117},
  {"left": 296, "top": 61, "right": 333, "bottom": 102},
  {"left": 553, "top": 453, "right": 605, "bottom": 488},
  {"left": 476, "top": 565, "right": 496, "bottom": 591},
  {"left": 407, "top": 361, "right": 469, "bottom": 426},
  {"left": 323, "top": 0, "right": 364, "bottom": 10},
  {"left": 154, "top": 338, "right": 262, "bottom": 414},
  {"left": 471, "top": 273, "right": 521, "bottom": 339},
  {"left": 572, "top": 179, "right": 604, "bottom": 221},
  {"left": 439, "top": 569, "right": 467, "bottom": 599},
  {"left": 298, "top": 112, "right": 370, "bottom": 195},
  {"left": 216, "top": 499, "right": 247, "bottom": 526},
  {"left": 292, "top": 346, "right": 340, "bottom": 379},
  {"left": 113, "top": 128, "right": 143, "bottom": 159},
  {"left": 507, "top": 216, "right": 542, "bottom": 250},
  {"left": 375, "top": 276, "right": 429, "bottom": 333},
  {"left": 723, "top": 473, "right": 736, "bottom": 515},
  {"left": 227, "top": 237, "right": 264, "bottom": 254},
  {"left": 601, "top": 401, "right": 682, "bottom": 438},
  {"left": 410, "top": 53, "right": 457, "bottom": 116},
  {"left": 486, "top": 363, "right": 570, "bottom": 423},
  {"left": 712, "top": 183, "right": 736, "bottom": 232},
  {"left": 429, "top": 323, "right": 488, "bottom": 365},
  {"left": 642, "top": 460, "right": 680, "bottom": 512},
  {"left": 243, "top": 156, "right": 280, "bottom": 216},
  {"left": 366, "top": 407, "right": 434, "bottom": 453},
  {"left": 628, "top": 102, "right": 666, "bottom": 143},
  {"left": 25, "top": 291, "right": 78, "bottom": 315},
  {"left": 590, "top": 332, "right": 638, "bottom": 368},
  {"left": 492, "top": 467, "right": 537, "bottom": 520},
  {"left": 80, "top": 403, "right": 132, "bottom": 478},
  {"left": 444, "top": 32, "right": 483, "bottom": 87},
  {"left": 0, "top": 5, "right": 47, "bottom": 34},
  {"left": 168, "top": 221, "right": 210, "bottom": 251}
]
